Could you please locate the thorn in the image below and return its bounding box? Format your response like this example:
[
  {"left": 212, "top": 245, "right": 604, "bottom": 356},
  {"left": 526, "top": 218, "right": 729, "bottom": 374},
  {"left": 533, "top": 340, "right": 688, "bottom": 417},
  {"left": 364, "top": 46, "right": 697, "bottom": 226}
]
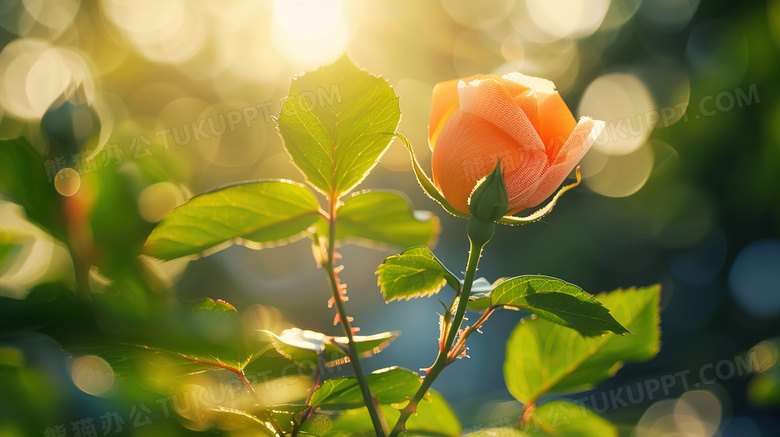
[
  {"left": 333, "top": 313, "right": 354, "bottom": 326},
  {"left": 401, "top": 403, "right": 417, "bottom": 416}
]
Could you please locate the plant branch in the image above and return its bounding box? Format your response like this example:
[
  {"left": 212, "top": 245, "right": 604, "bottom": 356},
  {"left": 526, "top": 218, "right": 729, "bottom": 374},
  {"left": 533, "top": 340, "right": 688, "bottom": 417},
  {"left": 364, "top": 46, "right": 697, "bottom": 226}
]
[
  {"left": 295, "top": 352, "right": 326, "bottom": 436},
  {"left": 322, "top": 195, "right": 387, "bottom": 437},
  {"left": 448, "top": 306, "right": 498, "bottom": 362},
  {"left": 389, "top": 219, "right": 492, "bottom": 437}
]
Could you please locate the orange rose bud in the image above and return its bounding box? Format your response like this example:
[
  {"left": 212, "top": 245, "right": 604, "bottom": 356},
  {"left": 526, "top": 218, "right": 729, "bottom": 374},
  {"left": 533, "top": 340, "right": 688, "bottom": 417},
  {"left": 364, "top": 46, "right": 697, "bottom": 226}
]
[{"left": 429, "top": 73, "right": 605, "bottom": 214}]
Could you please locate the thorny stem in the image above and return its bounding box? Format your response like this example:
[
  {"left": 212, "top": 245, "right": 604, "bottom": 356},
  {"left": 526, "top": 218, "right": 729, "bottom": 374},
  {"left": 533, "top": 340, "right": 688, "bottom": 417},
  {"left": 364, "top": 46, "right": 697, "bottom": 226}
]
[
  {"left": 448, "top": 306, "right": 498, "bottom": 361},
  {"left": 322, "top": 195, "right": 387, "bottom": 437},
  {"left": 389, "top": 217, "right": 494, "bottom": 437}
]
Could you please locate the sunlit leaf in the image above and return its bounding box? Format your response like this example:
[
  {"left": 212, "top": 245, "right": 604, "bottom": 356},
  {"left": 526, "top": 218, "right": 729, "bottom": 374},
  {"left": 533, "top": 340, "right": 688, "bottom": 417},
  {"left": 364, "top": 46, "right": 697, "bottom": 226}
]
[
  {"left": 204, "top": 406, "right": 279, "bottom": 436},
  {"left": 504, "top": 285, "right": 661, "bottom": 404},
  {"left": 263, "top": 328, "right": 399, "bottom": 368},
  {"left": 466, "top": 401, "right": 617, "bottom": 437},
  {"left": 310, "top": 367, "right": 421, "bottom": 409},
  {"left": 277, "top": 54, "right": 401, "bottom": 197},
  {"left": 143, "top": 180, "right": 321, "bottom": 260},
  {"left": 207, "top": 405, "right": 329, "bottom": 436},
  {"left": 490, "top": 276, "right": 628, "bottom": 336},
  {"left": 318, "top": 191, "right": 439, "bottom": 249},
  {"left": 324, "top": 390, "right": 460, "bottom": 436},
  {"left": 64, "top": 298, "right": 283, "bottom": 377},
  {"left": 376, "top": 246, "right": 459, "bottom": 302}
]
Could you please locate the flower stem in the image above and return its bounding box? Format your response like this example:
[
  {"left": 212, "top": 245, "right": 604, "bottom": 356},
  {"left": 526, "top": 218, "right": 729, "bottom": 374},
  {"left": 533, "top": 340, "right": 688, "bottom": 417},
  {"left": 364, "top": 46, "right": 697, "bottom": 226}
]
[
  {"left": 389, "top": 216, "right": 494, "bottom": 437},
  {"left": 322, "top": 195, "right": 387, "bottom": 437}
]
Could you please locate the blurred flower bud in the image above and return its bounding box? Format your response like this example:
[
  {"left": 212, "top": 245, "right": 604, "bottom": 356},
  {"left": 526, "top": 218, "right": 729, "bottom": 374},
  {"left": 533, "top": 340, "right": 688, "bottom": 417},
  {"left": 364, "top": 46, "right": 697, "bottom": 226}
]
[{"left": 40, "top": 84, "right": 100, "bottom": 155}]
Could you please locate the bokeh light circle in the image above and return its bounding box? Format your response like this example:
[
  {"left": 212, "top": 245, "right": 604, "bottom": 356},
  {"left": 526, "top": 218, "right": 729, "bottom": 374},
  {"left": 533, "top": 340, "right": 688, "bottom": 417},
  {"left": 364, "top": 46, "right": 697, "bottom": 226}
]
[
  {"left": 101, "top": 0, "right": 205, "bottom": 65},
  {"left": 0, "top": 39, "right": 95, "bottom": 120},
  {"left": 441, "top": 0, "right": 515, "bottom": 30},
  {"left": 584, "top": 141, "right": 655, "bottom": 198},
  {"left": 525, "top": 0, "right": 611, "bottom": 40},
  {"left": 54, "top": 168, "right": 81, "bottom": 197},
  {"left": 635, "top": 390, "right": 723, "bottom": 437},
  {"left": 137, "top": 182, "right": 185, "bottom": 223},
  {"left": 214, "top": 1, "right": 284, "bottom": 84},
  {"left": 71, "top": 355, "right": 115, "bottom": 396},
  {"left": 729, "top": 239, "right": 780, "bottom": 317},
  {"left": 22, "top": 0, "right": 80, "bottom": 32},
  {"left": 674, "top": 390, "right": 722, "bottom": 436},
  {"left": 156, "top": 97, "right": 220, "bottom": 164},
  {"left": 600, "top": 0, "right": 643, "bottom": 30},
  {"left": 579, "top": 72, "right": 656, "bottom": 156},
  {"left": 639, "top": 0, "right": 700, "bottom": 32}
]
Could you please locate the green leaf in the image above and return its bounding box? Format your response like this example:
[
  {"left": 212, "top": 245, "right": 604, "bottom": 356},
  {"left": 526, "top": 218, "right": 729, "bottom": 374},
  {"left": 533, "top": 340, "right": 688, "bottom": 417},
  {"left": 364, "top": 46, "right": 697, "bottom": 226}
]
[
  {"left": 263, "top": 328, "right": 399, "bottom": 367},
  {"left": 202, "top": 407, "right": 279, "bottom": 436},
  {"left": 376, "top": 246, "right": 459, "bottom": 302},
  {"left": 324, "top": 390, "right": 460, "bottom": 436},
  {"left": 490, "top": 276, "right": 628, "bottom": 336},
  {"left": 190, "top": 297, "right": 237, "bottom": 313},
  {"left": 310, "top": 367, "right": 421, "bottom": 409},
  {"left": 466, "top": 401, "right": 617, "bottom": 437},
  {"left": 63, "top": 297, "right": 286, "bottom": 378},
  {"left": 465, "top": 277, "right": 497, "bottom": 312},
  {"left": 504, "top": 285, "right": 661, "bottom": 404},
  {"left": 143, "top": 180, "right": 321, "bottom": 260},
  {"left": 319, "top": 191, "right": 439, "bottom": 249},
  {"left": 277, "top": 54, "right": 401, "bottom": 197}
]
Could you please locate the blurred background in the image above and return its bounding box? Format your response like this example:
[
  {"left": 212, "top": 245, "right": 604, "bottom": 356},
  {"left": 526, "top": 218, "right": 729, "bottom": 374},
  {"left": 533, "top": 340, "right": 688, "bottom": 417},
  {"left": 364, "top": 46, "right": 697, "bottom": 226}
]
[{"left": 1, "top": 0, "right": 780, "bottom": 435}]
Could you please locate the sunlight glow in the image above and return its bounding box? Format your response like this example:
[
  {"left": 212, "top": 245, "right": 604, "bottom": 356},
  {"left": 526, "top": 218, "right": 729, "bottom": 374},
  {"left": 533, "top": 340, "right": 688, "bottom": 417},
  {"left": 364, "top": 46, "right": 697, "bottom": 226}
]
[{"left": 271, "top": 0, "right": 349, "bottom": 66}]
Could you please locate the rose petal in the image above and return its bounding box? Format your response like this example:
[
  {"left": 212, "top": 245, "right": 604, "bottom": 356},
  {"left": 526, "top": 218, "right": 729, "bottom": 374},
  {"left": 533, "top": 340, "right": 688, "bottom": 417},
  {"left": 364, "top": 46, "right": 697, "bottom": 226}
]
[
  {"left": 432, "top": 108, "right": 524, "bottom": 213},
  {"left": 514, "top": 117, "right": 604, "bottom": 209},
  {"left": 457, "top": 77, "right": 546, "bottom": 156},
  {"left": 428, "top": 74, "right": 498, "bottom": 151},
  {"left": 522, "top": 75, "right": 578, "bottom": 160},
  {"left": 498, "top": 74, "right": 540, "bottom": 133}
]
